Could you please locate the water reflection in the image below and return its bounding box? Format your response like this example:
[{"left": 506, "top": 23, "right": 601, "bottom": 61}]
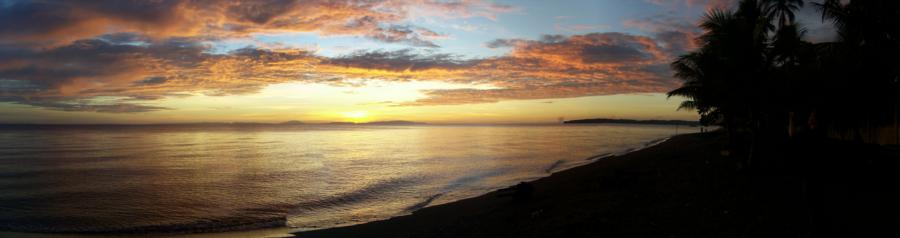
[{"left": 0, "top": 124, "right": 696, "bottom": 233}]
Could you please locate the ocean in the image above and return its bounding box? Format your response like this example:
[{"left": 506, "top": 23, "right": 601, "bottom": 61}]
[{"left": 0, "top": 124, "right": 696, "bottom": 235}]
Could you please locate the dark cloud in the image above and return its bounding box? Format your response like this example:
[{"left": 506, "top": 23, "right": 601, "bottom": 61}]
[
  {"left": 0, "top": 38, "right": 208, "bottom": 96},
  {"left": 652, "top": 30, "right": 695, "bottom": 55},
  {"left": 485, "top": 39, "right": 521, "bottom": 48},
  {"left": 135, "top": 76, "right": 168, "bottom": 86},
  {"left": 368, "top": 25, "right": 443, "bottom": 48},
  {"left": 225, "top": 0, "right": 300, "bottom": 24},
  {"left": 539, "top": 34, "right": 567, "bottom": 43},
  {"left": 581, "top": 45, "right": 651, "bottom": 63},
  {"left": 327, "top": 49, "right": 475, "bottom": 72},
  {"left": 0, "top": 0, "right": 506, "bottom": 48},
  {"left": 623, "top": 15, "right": 700, "bottom": 56}
]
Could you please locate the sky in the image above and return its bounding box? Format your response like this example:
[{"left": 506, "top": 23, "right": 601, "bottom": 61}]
[{"left": 0, "top": 0, "right": 835, "bottom": 124}]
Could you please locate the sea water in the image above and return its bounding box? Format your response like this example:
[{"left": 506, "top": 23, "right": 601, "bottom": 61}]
[{"left": 0, "top": 124, "right": 696, "bottom": 234}]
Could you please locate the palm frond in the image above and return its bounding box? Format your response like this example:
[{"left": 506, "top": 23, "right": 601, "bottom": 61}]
[{"left": 677, "top": 100, "right": 699, "bottom": 111}]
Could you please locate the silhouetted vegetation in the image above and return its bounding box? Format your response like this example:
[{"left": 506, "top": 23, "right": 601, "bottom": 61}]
[
  {"left": 668, "top": 1, "right": 900, "bottom": 236},
  {"left": 670, "top": 0, "right": 900, "bottom": 146}
]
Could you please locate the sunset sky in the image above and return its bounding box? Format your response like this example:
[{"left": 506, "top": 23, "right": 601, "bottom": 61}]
[{"left": 0, "top": 0, "right": 833, "bottom": 124}]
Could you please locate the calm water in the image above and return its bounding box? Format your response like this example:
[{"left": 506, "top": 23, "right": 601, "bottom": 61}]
[{"left": 0, "top": 124, "right": 695, "bottom": 234}]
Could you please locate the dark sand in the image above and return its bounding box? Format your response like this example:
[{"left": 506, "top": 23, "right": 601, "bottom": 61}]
[{"left": 294, "top": 132, "right": 900, "bottom": 238}]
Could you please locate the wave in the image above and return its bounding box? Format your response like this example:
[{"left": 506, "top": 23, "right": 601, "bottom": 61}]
[
  {"left": 585, "top": 153, "right": 613, "bottom": 161},
  {"left": 545, "top": 160, "right": 565, "bottom": 173},
  {"left": 405, "top": 193, "right": 443, "bottom": 212},
  {"left": 288, "top": 176, "right": 420, "bottom": 215}
]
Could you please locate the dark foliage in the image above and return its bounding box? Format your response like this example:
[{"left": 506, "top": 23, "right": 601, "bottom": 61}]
[{"left": 670, "top": 0, "right": 900, "bottom": 145}]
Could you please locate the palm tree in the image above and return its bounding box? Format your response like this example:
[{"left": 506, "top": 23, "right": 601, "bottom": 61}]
[
  {"left": 669, "top": 2, "right": 772, "bottom": 151},
  {"left": 670, "top": 0, "right": 833, "bottom": 161},
  {"left": 670, "top": 1, "right": 771, "bottom": 119},
  {"left": 668, "top": 51, "right": 724, "bottom": 127},
  {"left": 764, "top": 0, "right": 805, "bottom": 28}
]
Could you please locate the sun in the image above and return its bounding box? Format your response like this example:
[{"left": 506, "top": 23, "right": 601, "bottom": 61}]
[{"left": 341, "top": 111, "right": 369, "bottom": 123}]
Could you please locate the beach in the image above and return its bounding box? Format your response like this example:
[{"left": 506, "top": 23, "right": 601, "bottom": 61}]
[{"left": 294, "top": 131, "right": 900, "bottom": 238}]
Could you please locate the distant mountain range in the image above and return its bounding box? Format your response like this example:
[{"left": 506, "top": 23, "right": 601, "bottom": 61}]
[
  {"left": 358, "top": 120, "right": 426, "bottom": 125},
  {"left": 563, "top": 118, "right": 699, "bottom": 126}
]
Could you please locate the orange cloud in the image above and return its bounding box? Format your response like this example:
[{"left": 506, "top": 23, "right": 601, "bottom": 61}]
[
  {"left": 322, "top": 33, "right": 680, "bottom": 105},
  {"left": 0, "top": 32, "right": 681, "bottom": 112}
]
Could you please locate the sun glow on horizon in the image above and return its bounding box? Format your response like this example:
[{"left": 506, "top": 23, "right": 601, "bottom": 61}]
[{"left": 341, "top": 111, "right": 370, "bottom": 123}]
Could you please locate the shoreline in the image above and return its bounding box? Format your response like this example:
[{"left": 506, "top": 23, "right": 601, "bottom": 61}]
[
  {"left": 292, "top": 133, "right": 721, "bottom": 237},
  {"left": 292, "top": 131, "right": 900, "bottom": 237}
]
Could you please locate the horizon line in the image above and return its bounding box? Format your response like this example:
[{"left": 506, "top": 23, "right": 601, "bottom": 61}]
[{"left": 0, "top": 118, "right": 700, "bottom": 126}]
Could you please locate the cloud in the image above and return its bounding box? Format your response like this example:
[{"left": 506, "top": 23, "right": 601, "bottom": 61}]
[
  {"left": 326, "top": 49, "right": 475, "bottom": 72},
  {"left": 135, "top": 76, "right": 169, "bottom": 86},
  {"left": 554, "top": 23, "right": 609, "bottom": 32},
  {"left": 398, "top": 0, "right": 518, "bottom": 21},
  {"left": 0, "top": 36, "right": 323, "bottom": 112},
  {"left": 0, "top": 0, "right": 509, "bottom": 48},
  {"left": 0, "top": 31, "right": 681, "bottom": 111},
  {"left": 388, "top": 33, "right": 680, "bottom": 105},
  {"left": 0, "top": 1, "right": 697, "bottom": 113},
  {"left": 623, "top": 14, "right": 701, "bottom": 55}
]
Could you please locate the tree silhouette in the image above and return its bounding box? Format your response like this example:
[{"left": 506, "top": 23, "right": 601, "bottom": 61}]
[
  {"left": 671, "top": 0, "right": 900, "bottom": 144},
  {"left": 765, "top": 0, "right": 804, "bottom": 28}
]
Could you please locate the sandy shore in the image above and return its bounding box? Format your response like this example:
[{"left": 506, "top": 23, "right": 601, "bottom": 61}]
[{"left": 293, "top": 132, "right": 900, "bottom": 237}]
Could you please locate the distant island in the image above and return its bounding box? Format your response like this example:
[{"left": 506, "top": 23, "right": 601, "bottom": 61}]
[{"left": 563, "top": 118, "right": 699, "bottom": 126}]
